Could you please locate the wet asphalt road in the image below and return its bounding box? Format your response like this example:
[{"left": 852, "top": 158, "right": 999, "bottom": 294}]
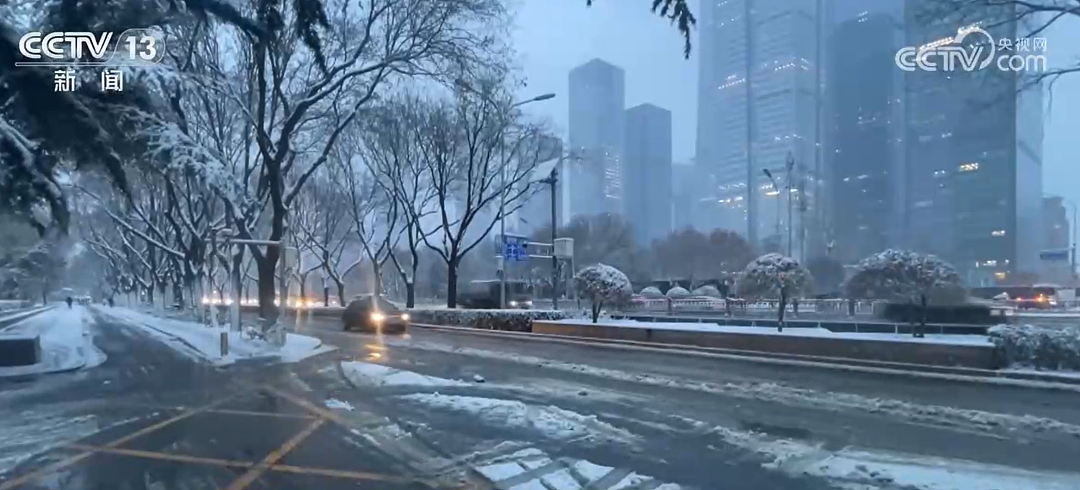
[{"left": 2, "top": 308, "right": 1080, "bottom": 490}]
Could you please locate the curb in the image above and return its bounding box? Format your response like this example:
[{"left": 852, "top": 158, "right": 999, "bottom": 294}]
[
  {"left": 408, "top": 322, "right": 1080, "bottom": 390},
  {"left": 0, "top": 306, "right": 55, "bottom": 331}
]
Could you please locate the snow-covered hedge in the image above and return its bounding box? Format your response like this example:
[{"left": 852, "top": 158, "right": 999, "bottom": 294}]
[
  {"left": 844, "top": 249, "right": 962, "bottom": 301},
  {"left": 665, "top": 286, "right": 690, "bottom": 298},
  {"left": 575, "top": 263, "right": 633, "bottom": 323},
  {"left": 735, "top": 253, "right": 812, "bottom": 299},
  {"left": 408, "top": 309, "right": 578, "bottom": 332},
  {"left": 988, "top": 325, "right": 1080, "bottom": 371},
  {"left": 639, "top": 286, "right": 663, "bottom": 298},
  {"left": 691, "top": 285, "right": 722, "bottom": 298}
]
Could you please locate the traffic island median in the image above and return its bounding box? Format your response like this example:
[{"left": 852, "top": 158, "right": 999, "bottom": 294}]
[{"left": 531, "top": 319, "right": 1003, "bottom": 370}]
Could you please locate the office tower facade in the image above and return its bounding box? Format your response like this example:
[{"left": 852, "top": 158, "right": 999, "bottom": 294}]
[
  {"left": 1041, "top": 196, "right": 1072, "bottom": 284},
  {"left": 568, "top": 59, "right": 625, "bottom": 218},
  {"left": 672, "top": 162, "right": 696, "bottom": 230},
  {"left": 903, "top": 0, "right": 1044, "bottom": 285},
  {"left": 826, "top": 13, "right": 903, "bottom": 265},
  {"left": 623, "top": 103, "right": 674, "bottom": 245},
  {"left": 694, "top": 0, "right": 824, "bottom": 259}
]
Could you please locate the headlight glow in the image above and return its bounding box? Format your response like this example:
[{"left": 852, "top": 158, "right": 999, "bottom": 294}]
[
  {"left": 371, "top": 312, "right": 385, "bottom": 322},
  {"left": 401, "top": 313, "right": 409, "bottom": 321},
  {"left": 509, "top": 301, "right": 518, "bottom": 307}
]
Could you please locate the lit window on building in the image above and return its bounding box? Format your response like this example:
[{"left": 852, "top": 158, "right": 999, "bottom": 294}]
[
  {"left": 991, "top": 230, "right": 1006, "bottom": 237},
  {"left": 958, "top": 162, "right": 979, "bottom": 172}
]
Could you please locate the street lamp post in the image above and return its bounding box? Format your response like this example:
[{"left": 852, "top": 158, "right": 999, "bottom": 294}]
[
  {"left": 762, "top": 169, "right": 780, "bottom": 251},
  {"left": 786, "top": 152, "right": 795, "bottom": 258},
  {"left": 498, "top": 92, "right": 556, "bottom": 309},
  {"left": 540, "top": 166, "right": 559, "bottom": 309}
]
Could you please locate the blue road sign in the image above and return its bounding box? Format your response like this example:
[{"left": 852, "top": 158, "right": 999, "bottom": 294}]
[{"left": 1040, "top": 249, "right": 1070, "bottom": 261}]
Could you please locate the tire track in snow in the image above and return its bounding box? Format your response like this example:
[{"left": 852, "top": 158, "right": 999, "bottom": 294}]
[{"left": 397, "top": 341, "right": 1080, "bottom": 439}]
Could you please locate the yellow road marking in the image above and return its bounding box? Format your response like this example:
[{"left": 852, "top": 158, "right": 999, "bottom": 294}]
[
  {"left": 104, "top": 395, "right": 238, "bottom": 448},
  {"left": 258, "top": 385, "right": 347, "bottom": 424},
  {"left": 0, "top": 395, "right": 236, "bottom": 490},
  {"left": 66, "top": 444, "right": 254, "bottom": 468},
  {"left": 223, "top": 418, "right": 326, "bottom": 490},
  {"left": 0, "top": 453, "right": 94, "bottom": 490},
  {"left": 65, "top": 444, "right": 434, "bottom": 485},
  {"left": 206, "top": 408, "right": 316, "bottom": 419},
  {"left": 271, "top": 464, "right": 434, "bottom": 485}
]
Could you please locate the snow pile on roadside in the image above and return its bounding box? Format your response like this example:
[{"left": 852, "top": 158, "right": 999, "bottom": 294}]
[
  {"left": 696, "top": 420, "right": 1080, "bottom": 490},
  {"left": 341, "top": 361, "right": 468, "bottom": 387},
  {"left": 398, "top": 341, "right": 1080, "bottom": 438},
  {"left": 474, "top": 448, "right": 682, "bottom": 490},
  {"left": 552, "top": 318, "right": 992, "bottom": 346},
  {"left": 98, "top": 307, "right": 334, "bottom": 366},
  {"left": 398, "top": 393, "right": 640, "bottom": 445},
  {"left": 989, "top": 324, "right": 1080, "bottom": 370},
  {"left": 0, "top": 306, "right": 106, "bottom": 377}
]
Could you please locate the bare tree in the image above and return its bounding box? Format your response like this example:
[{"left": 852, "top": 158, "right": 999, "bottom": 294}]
[
  {"left": 359, "top": 94, "right": 439, "bottom": 307},
  {"left": 415, "top": 79, "right": 553, "bottom": 307}
]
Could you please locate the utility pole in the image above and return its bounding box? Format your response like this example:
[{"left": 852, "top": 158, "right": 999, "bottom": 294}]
[
  {"left": 786, "top": 152, "right": 795, "bottom": 257},
  {"left": 763, "top": 169, "right": 780, "bottom": 252},
  {"left": 541, "top": 166, "right": 559, "bottom": 309},
  {"left": 498, "top": 92, "right": 556, "bottom": 309}
]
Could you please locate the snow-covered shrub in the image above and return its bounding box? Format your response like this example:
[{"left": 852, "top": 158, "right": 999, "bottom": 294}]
[
  {"left": 407, "top": 309, "right": 577, "bottom": 332},
  {"left": 844, "top": 249, "right": 961, "bottom": 302},
  {"left": 575, "top": 263, "right": 633, "bottom": 323},
  {"left": 639, "top": 286, "right": 663, "bottom": 298},
  {"left": 691, "top": 285, "right": 722, "bottom": 298},
  {"left": 989, "top": 325, "right": 1080, "bottom": 370},
  {"left": 665, "top": 286, "right": 690, "bottom": 298},
  {"left": 735, "top": 253, "right": 812, "bottom": 299}
]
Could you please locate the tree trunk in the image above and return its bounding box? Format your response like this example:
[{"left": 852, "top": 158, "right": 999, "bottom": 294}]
[
  {"left": 591, "top": 300, "right": 602, "bottom": 323},
  {"left": 299, "top": 273, "right": 308, "bottom": 300},
  {"left": 777, "top": 288, "right": 787, "bottom": 332},
  {"left": 446, "top": 259, "right": 459, "bottom": 308},
  {"left": 405, "top": 280, "right": 415, "bottom": 308},
  {"left": 335, "top": 279, "right": 346, "bottom": 306},
  {"left": 372, "top": 263, "right": 383, "bottom": 297},
  {"left": 256, "top": 255, "right": 280, "bottom": 326},
  {"left": 146, "top": 283, "right": 154, "bottom": 307}
]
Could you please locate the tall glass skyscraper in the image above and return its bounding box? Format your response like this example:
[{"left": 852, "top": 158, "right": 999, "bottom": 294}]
[
  {"left": 694, "top": 0, "right": 824, "bottom": 259},
  {"left": 568, "top": 59, "right": 625, "bottom": 218},
  {"left": 903, "top": 0, "right": 1044, "bottom": 285}
]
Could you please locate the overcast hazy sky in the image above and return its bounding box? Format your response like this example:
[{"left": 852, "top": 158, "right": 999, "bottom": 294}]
[{"left": 509, "top": 0, "right": 1080, "bottom": 227}]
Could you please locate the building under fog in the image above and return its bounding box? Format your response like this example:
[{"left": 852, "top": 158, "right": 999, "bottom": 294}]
[
  {"left": 902, "top": 0, "right": 1044, "bottom": 285},
  {"left": 568, "top": 59, "right": 625, "bottom": 218},
  {"left": 623, "top": 103, "right": 673, "bottom": 245},
  {"left": 826, "top": 12, "right": 904, "bottom": 265},
  {"left": 694, "top": 0, "right": 825, "bottom": 259}
]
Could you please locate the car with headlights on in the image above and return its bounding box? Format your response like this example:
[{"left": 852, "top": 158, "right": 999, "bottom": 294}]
[{"left": 342, "top": 295, "right": 409, "bottom": 334}]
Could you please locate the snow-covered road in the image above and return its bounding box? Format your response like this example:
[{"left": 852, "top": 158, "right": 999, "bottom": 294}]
[
  {"left": 3, "top": 309, "right": 1080, "bottom": 490},
  {"left": 294, "top": 319, "right": 1080, "bottom": 490},
  {"left": 0, "top": 305, "right": 106, "bottom": 378}
]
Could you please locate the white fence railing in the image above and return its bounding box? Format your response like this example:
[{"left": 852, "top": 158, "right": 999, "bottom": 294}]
[{"left": 624, "top": 297, "right": 881, "bottom": 316}]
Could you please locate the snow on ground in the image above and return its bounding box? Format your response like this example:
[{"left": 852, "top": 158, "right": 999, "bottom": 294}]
[
  {"left": 472, "top": 447, "right": 682, "bottom": 490},
  {"left": 0, "top": 306, "right": 106, "bottom": 377},
  {"left": 398, "top": 393, "right": 640, "bottom": 445},
  {"left": 0, "top": 306, "right": 51, "bottom": 324},
  {"left": 553, "top": 318, "right": 993, "bottom": 346},
  {"left": 391, "top": 340, "right": 1080, "bottom": 438},
  {"left": 324, "top": 398, "right": 355, "bottom": 411},
  {"left": 341, "top": 361, "right": 469, "bottom": 387},
  {"left": 0, "top": 408, "right": 143, "bottom": 476},
  {"left": 97, "top": 307, "right": 334, "bottom": 366},
  {"left": 687, "top": 417, "right": 1080, "bottom": 490}
]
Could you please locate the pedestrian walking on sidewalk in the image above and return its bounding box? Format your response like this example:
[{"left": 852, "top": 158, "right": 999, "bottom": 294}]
[{"left": 66, "top": 296, "right": 73, "bottom": 308}]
